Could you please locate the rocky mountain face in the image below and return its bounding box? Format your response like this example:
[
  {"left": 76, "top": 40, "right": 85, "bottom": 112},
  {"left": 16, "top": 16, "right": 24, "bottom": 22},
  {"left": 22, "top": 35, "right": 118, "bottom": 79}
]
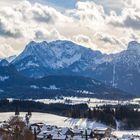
[
  {"left": 12, "top": 40, "right": 109, "bottom": 78},
  {"left": 11, "top": 40, "right": 140, "bottom": 95}
]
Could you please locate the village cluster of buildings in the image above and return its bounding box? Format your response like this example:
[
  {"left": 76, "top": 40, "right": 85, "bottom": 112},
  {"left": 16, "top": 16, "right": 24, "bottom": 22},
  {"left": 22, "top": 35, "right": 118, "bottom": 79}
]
[
  {"left": 0, "top": 115, "right": 139, "bottom": 140},
  {"left": 30, "top": 123, "right": 140, "bottom": 140}
]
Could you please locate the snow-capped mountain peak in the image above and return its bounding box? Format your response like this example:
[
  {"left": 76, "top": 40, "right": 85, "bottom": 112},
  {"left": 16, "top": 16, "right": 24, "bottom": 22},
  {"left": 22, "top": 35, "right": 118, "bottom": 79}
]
[
  {"left": 16, "top": 40, "right": 84, "bottom": 69},
  {"left": 25, "top": 41, "right": 48, "bottom": 50},
  {"left": 13, "top": 40, "right": 105, "bottom": 77},
  {"left": 127, "top": 41, "right": 140, "bottom": 54}
]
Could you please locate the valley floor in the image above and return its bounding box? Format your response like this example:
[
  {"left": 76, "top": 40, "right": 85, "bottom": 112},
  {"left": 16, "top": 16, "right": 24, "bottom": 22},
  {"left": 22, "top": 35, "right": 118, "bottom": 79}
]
[{"left": 35, "top": 97, "right": 140, "bottom": 108}]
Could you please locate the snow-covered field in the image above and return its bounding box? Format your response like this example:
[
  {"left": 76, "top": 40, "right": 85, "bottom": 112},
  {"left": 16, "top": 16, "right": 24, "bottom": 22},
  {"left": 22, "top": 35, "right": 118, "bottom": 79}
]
[
  {"left": 7, "top": 97, "right": 140, "bottom": 108},
  {"left": 35, "top": 98, "right": 120, "bottom": 107},
  {"left": 0, "top": 112, "right": 140, "bottom": 137},
  {"left": 35, "top": 97, "right": 140, "bottom": 107},
  {"left": 112, "top": 130, "right": 140, "bottom": 138},
  {"left": 0, "top": 112, "right": 106, "bottom": 129}
]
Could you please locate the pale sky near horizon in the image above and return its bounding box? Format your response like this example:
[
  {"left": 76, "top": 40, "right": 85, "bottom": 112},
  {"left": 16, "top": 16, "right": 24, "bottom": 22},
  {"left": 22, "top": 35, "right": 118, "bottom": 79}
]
[{"left": 0, "top": 0, "right": 140, "bottom": 57}]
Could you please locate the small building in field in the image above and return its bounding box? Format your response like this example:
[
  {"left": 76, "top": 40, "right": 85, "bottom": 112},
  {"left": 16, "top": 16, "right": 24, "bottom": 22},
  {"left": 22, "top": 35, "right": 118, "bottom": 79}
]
[
  {"left": 52, "top": 133, "right": 67, "bottom": 140},
  {"left": 92, "top": 128, "right": 112, "bottom": 139}
]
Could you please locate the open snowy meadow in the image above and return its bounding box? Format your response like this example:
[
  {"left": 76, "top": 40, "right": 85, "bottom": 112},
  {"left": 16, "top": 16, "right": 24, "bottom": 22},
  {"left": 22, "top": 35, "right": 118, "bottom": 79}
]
[
  {"left": 35, "top": 97, "right": 140, "bottom": 108},
  {"left": 0, "top": 112, "right": 106, "bottom": 129}
]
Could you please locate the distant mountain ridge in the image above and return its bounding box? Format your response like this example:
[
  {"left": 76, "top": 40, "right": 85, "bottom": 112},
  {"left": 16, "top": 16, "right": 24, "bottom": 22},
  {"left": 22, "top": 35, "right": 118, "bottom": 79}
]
[
  {"left": 0, "top": 55, "right": 17, "bottom": 63},
  {"left": 0, "top": 61, "right": 130, "bottom": 99},
  {"left": 93, "top": 41, "right": 140, "bottom": 95},
  {"left": 9, "top": 40, "right": 140, "bottom": 95}
]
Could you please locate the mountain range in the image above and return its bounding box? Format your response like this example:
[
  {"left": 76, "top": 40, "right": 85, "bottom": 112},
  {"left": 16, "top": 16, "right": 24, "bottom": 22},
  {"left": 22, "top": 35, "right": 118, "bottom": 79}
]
[
  {"left": 0, "top": 59, "right": 129, "bottom": 99},
  {"left": 0, "top": 40, "right": 140, "bottom": 97}
]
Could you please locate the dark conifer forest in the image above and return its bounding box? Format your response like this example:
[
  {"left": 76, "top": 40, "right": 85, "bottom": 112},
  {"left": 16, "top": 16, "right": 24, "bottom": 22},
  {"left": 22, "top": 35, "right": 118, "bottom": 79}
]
[{"left": 0, "top": 99, "right": 139, "bottom": 130}]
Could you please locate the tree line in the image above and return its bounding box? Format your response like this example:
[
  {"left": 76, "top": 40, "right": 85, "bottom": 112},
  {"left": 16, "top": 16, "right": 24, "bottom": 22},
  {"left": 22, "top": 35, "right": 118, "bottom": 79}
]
[
  {"left": 0, "top": 99, "right": 88, "bottom": 115},
  {"left": 65, "top": 105, "right": 140, "bottom": 130},
  {"left": 0, "top": 99, "right": 139, "bottom": 130}
]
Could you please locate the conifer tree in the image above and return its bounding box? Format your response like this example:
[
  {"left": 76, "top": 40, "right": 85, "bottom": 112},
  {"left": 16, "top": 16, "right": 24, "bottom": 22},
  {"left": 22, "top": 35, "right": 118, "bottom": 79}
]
[
  {"left": 15, "top": 106, "right": 20, "bottom": 116},
  {"left": 34, "top": 128, "right": 37, "bottom": 140},
  {"left": 85, "top": 129, "right": 88, "bottom": 140}
]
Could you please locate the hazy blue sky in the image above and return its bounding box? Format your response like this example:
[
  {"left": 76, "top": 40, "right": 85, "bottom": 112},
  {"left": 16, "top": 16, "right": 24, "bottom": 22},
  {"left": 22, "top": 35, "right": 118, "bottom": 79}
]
[
  {"left": 30, "top": 0, "right": 76, "bottom": 8},
  {"left": 30, "top": 0, "right": 123, "bottom": 13}
]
